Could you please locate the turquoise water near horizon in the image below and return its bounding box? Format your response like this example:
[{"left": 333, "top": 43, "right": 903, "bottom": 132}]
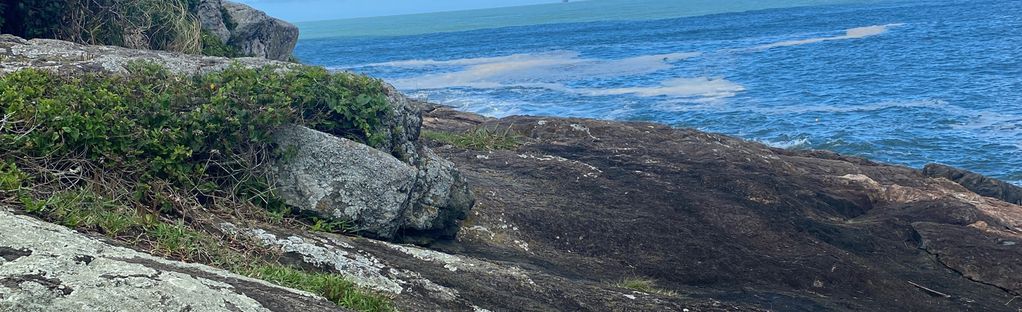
[
  {"left": 296, "top": 0, "right": 1022, "bottom": 185},
  {"left": 297, "top": 0, "right": 877, "bottom": 39}
]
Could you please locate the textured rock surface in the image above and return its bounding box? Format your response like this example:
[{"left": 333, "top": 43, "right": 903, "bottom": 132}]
[
  {"left": 924, "top": 163, "right": 1022, "bottom": 205},
  {"left": 271, "top": 125, "right": 418, "bottom": 239},
  {"left": 271, "top": 125, "right": 474, "bottom": 241},
  {"left": 0, "top": 35, "right": 291, "bottom": 76},
  {"left": 222, "top": 1, "right": 300, "bottom": 61},
  {"left": 416, "top": 105, "right": 1022, "bottom": 311},
  {"left": 0, "top": 209, "right": 344, "bottom": 312},
  {"left": 220, "top": 223, "right": 746, "bottom": 312},
  {"left": 197, "top": 0, "right": 232, "bottom": 42},
  {"left": 403, "top": 147, "right": 474, "bottom": 239}
]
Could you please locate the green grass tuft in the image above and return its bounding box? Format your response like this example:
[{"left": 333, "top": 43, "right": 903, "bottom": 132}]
[
  {"left": 615, "top": 277, "right": 679, "bottom": 297},
  {"left": 422, "top": 126, "right": 522, "bottom": 151},
  {"left": 244, "top": 264, "right": 394, "bottom": 312}
]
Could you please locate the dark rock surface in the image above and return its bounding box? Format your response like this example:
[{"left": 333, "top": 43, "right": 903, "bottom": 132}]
[
  {"left": 411, "top": 105, "right": 1022, "bottom": 311},
  {"left": 925, "top": 163, "right": 1022, "bottom": 205}
]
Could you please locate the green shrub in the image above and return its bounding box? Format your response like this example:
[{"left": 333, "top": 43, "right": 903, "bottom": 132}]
[
  {"left": 1, "top": 63, "right": 390, "bottom": 199},
  {"left": 0, "top": 63, "right": 395, "bottom": 311},
  {"left": 201, "top": 30, "right": 244, "bottom": 57},
  {"left": 0, "top": 161, "right": 25, "bottom": 192}
]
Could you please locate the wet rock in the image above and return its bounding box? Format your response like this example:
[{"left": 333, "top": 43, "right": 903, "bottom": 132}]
[{"left": 0, "top": 209, "right": 343, "bottom": 312}]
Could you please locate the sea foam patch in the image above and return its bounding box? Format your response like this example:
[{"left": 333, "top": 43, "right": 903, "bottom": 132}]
[
  {"left": 579, "top": 77, "right": 745, "bottom": 98},
  {"left": 752, "top": 23, "right": 905, "bottom": 50},
  {"left": 374, "top": 50, "right": 737, "bottom": 99}
]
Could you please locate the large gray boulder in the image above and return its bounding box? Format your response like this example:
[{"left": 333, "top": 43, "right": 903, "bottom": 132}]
[
  {"left": 271, "top": 125, "right": 474, "bottom": 241},
  {"left": 196, "top": 0, "right": 299, "bottom": 61},
  {"left": 0, "top": 208, "right": 344, "bottom": 312},
  {"left": 271, "top": 125, "right": 418, "bottom": 239},
  {"left": 222, "top": 1, "right": 300, "bottom": 61}
]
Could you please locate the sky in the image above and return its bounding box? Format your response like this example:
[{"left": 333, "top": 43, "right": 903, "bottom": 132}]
[{"left": 233, "top": 0, "right": 564, "bottom": 22}]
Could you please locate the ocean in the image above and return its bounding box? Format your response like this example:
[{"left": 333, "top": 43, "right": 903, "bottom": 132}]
[{"left": 295, "top": 0, "right": 1022, "bottom": 185}]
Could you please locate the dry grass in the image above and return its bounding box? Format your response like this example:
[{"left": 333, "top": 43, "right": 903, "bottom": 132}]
[{"left": 43, "top": 0, "right": 202, "bottom": 54}]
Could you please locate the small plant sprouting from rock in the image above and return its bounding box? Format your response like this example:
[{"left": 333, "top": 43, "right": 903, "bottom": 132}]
[
  {"left": 309, "top": 217, "right": 355, "bottom": 234},
  {"left": 615, "top": 277, "right": 679, "bottom": 297},
  {"left": 422, "top": 125, "right": 522, "bottom": 151}
]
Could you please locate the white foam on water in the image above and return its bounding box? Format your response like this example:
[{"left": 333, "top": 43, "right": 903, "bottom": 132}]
[
  {"left": 578, "top": 77, "right": 745, "bottom": 98},
  {"left": 752, "top": 23, "right": 905, "bottom": 50},
  {"left": 386, "top": 51, "right": 700, "bottom": 90},
  {"left": 762, "top": 137, "right": 812, "bottom": 149},
  {"left": 379, "top": 50, "right": 735, "bottom": 99}
]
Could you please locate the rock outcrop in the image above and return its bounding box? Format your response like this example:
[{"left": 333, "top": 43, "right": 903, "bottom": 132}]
[
  {"left": 3, "top": 24, "right": 1021, "bottom": 310},
  {"left": 197, "top": 0, "right": 300, "bottom": 61},
  {"left": 413, "top": 105, "right": 1022, "bottom": 312},
  {"left": 0, "top": 35, "right": 292, "bottom": 76},
  {"left": 0, "top": 208, "right": 345, "bottom": 312},
  {"left": 271, "top": 125, "right": 417, "bottom": 238},
  {"left": 271, "top": 125, "right": 473, "bottom": 240},
  {"left": 221, "top": 1, "right": 299, "bottom": 61},
  {"left": 0, "top": 35, "right": 474, "bottom": 242},
  {"left": 924, "top": 163, "right": 1022, "bottom": 205},
  {"left": 197, "top": 0, "right": 233, "bottom": 43}
]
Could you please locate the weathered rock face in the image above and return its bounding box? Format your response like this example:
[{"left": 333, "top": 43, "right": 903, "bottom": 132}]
[
  {"left": 924, "top": 163, "right": 1022, "bottom": 205},
  {"left": 271, "top": 125, "right": 418, "bottom": 239},
  {"left": 271, "top": 125, "right": 474, "bottom": 241},
  {"left": 402, "top": 147, "right": 474, "bottom": 239},
  {"left": 221, "top": 1, "right": 300, "bottom": 61},
  {"left": 197, "top": 0, "right": 232, "bottom": 43},
  {"left": 0, "top": 209, "right": 345, "bottom": 312},
  {"left": 195, "top": 0, "right": 299, "bottom": 61}
]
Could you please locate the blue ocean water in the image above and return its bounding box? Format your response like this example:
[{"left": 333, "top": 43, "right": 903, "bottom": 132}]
[{"left": 296, "top": 0, "right": 1022, "bottom": 185}]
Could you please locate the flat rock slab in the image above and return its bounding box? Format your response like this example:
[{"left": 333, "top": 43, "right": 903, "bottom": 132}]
[
  {"left": 0, "top": 209, "right": 345, "bottom": 312},
  {"left": 420, "top": 105, "right": 1022, "bottom": 311}
]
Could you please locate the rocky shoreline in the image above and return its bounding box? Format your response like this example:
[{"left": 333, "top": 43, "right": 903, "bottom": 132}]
[{"left": 2, "top": 3, "right": 1022, "bottom": 312}]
